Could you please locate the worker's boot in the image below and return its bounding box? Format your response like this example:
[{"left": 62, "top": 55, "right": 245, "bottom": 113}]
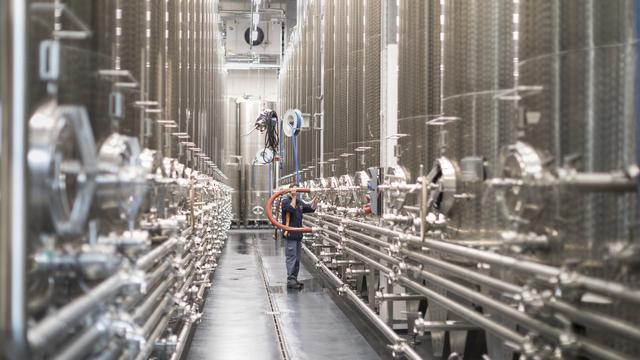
[{"left": 287, "top": 280, "right": 302, "bottom": 289}]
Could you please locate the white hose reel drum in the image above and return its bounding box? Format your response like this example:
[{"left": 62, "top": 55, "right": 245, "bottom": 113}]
[
  {"left": 254, "top": 148, "right": 275, "bottom": 165},
  {"left": 282, "top": 109, "right": 303, "bottom": 137}
]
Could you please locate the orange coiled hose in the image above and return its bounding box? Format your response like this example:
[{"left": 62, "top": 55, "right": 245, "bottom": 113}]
[{"left": 265, "top": 188, "right": 313, "bottom": 233}]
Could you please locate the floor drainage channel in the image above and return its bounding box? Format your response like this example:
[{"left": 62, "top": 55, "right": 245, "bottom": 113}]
[{"left": 253, "top": 235, "right": 291, "bottom": 360}]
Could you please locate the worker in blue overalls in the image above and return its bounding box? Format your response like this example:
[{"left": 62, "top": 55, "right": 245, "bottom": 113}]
[{"left": 281, "top": 184, "right": 318, "bottom": 289}]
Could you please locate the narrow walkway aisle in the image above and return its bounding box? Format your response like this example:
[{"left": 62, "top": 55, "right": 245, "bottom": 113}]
[{"left": 186, "top": 230, "right": 382, "bottom": 360}]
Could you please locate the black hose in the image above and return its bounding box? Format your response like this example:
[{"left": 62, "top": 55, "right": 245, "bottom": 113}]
[{"left": 261, "top": 110, "right": 279, "bottom": 163}]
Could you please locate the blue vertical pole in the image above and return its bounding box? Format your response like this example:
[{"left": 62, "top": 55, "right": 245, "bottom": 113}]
[
  {"left": 268, "top": 163, "right": 272, "bottom": 197},
  {"left": 292, "top": 132, "right": 300, "bottom": 184},
  {"left": 279, "top": 117, "right": 284, "bottom": 173}
]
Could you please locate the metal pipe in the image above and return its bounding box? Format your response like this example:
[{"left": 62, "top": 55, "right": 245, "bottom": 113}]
[
  {"left": 398, "top": 276, "right": 527, "bottom": 349},
  {"left": 414, "top": 320, "right": 479, "bottom": 332},
  {"left": 399, "top": 248, "right": 522, "bottom": 295},
  {"left": 344, "top": 229, "right": 390, "bottom": 249},
  {"left": 310, "top": 232, "right": 527, "bottom": 350},
  {"left": 0, "top": 0, "right": 29, "bottom": 357},
  {"left": 141, "top": 295, "right": 172, "bottom": 337},
  {"left": 344, "top": 239, "right": 398, "bottom": 264},
  {"left": 557, "top": 170, "right": 637, "bottom": 192},
  {"left": 169, "top": 320, "right": 194, "bottom": 360},
  {"left": 135, "top": 315, "right": 170, "bottom": 360},
  {"left": 545, "top": 297, "right": 640, "bottom": 344},
  {"left": 404, "top": 263, "right": 561, "bottom": 340},
  {"left": 326, "top": 221, "right": 635, "bottom": 359},
  {"left": 196, "top": 282, "right": 208, "bottom": 304},
  {"left": 94, "top": 340, "right": 123, "bottom": 360},
  {"left": 404, "top": 235, "right": 640, "bottom": 305},
  {"left": 136, "top": 237, "right": 179, "bottom": 270},
  {"left": 339, "top": 218, "right": 640, "bottom": 304},
  {"left": 309, "top": 221, "right": 398, "bottom": 264},
  {"left": 313, "top": 229, "right": 392, "bottom": 274},
  {"left": 146, "top": 261, "right": 174, "bottom": 290},
  {"left": 376, "top": 293, "right": 427, "bottom": 302},
  {"left": 403, "top": 248, "right": 640, "bottom": 342},
  {"left": 51, "top": 324, "right": 105, "bottom": 360},
  {"left": 323, "top": 218, "right": 640, "bottom": 343},
  {"left": 28, "top": 272, "right": 128, "bottom": 352},
  {"left": 133, "top": 276, "right": 175, "bottom": 323},
  {"left": 301, "top": 244, "right": 422, "bottom": 360}
]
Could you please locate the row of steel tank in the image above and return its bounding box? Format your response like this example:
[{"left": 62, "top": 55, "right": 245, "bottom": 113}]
[
  {"left": 279, "top": 0, "right": 640, "bottom": 358},
  {"left": 1, "top": 0, "right": 231, "bottom": 358},
  {"left": 279, "top": 0, "right": 382, "bottom": 180}
]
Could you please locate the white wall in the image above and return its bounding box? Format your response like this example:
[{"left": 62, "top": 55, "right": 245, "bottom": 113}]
[{"left": 226, "top": 69, "right": 279, "bottom": 102}]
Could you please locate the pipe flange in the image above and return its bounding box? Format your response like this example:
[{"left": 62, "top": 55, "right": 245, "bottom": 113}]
[
  {"left": 426, "top": 157, "right": 460, "bottom": 216},
  {"left": 338, "top": 175, "right": 355, "bottom": 206},
  {"left": 354, "top": 171, "right": 371, "bottom": 206},
  {"left": 140, "top": 148, "right": 167, "bottom": 177},
  {"left": 303, "top": 179, "right": 318, "bottom": 202},
  {"left": 29, "top": 101, "right": 97, "bottom": 235},
  {"left": 327, "top": 177, "right": 340, "bottom": 204},
  {"left": 497, "top": 141, "right": 548, "bottom": 225},
  {"left": 252, "top": 205, "right": 265, "bottom": 216},
  {"left": 316, "top": 178, "right": 330, "bottom": 202},
  {"left": 384, "top": 166, "right": 410, "bottom": 212},
  {"left": 97, "top": 133, "right": 149, "bottom": 221},
  {"left": 388, "top": 342, "right": 406, "bottom": 358},
  {"left": 337, "top": 284, "right": 349, "bottom": 295}
]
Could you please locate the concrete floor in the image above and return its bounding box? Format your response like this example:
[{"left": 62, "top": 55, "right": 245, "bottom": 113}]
[{"left": 186, "top": 231, "right": 381, "bottom": 360}]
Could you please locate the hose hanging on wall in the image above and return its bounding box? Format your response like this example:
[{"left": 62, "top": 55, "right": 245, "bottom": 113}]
[{"left": 254, "top": 109, "right": 279, "bottom": 164}]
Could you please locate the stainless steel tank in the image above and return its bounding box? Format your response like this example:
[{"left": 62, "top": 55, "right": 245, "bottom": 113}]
[
  {"left": 274, "top": 1, "right": 640, "bottom": 359},
  {"left": 239, "top": 98, "right": 272, "bottom": 224},
  {"left": 519, "top": 0, "right": 637, "bottom": 261},
  {"left": 346, "top": 0, "right": 363, "bottom": 174},
  {"left": 222, "top": 98, "right": 242, "bottom": 222},
  {"left": 361, "top": 0, "right": 382, "bottom": 171},
  {"left": 439, "top": 0, "right": 516, "bottom": 239},
  {"left": 322, "top": 0, "right": 336, "bottom": 178},
  {"left": 397, "top": 1, "right": 431, "bottom": 182},
  {"left": 333, "top": 0, "right": 348, "bottom": 176},
  {"left": 5, "top": 1, "right": 232, "bottom": 359},
  {"left": 518, "top": 0, "right": 638, "bottom": 355},
  {"left": 416, "top": 1, "right": 518, "bottom": 357}
]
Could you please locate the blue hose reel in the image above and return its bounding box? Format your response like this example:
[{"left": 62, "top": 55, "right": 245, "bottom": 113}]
[{"left": 282, "top": 109, "right": 303, "bottom": 137}]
